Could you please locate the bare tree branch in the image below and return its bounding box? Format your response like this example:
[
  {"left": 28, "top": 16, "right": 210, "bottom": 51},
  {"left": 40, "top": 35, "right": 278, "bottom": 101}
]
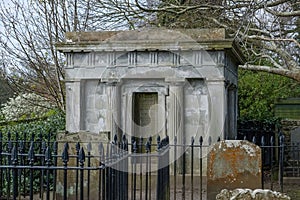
[{"left": 240, "top": 64, "right": 300, "bottom": 82}]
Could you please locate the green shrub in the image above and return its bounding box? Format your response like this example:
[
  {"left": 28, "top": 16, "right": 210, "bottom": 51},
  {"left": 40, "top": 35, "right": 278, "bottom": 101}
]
[{"left": 0, "top": 109, "right": 65, "bottom": 142}]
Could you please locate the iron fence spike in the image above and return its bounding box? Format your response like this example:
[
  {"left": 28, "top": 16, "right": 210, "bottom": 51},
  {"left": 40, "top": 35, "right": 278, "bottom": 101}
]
[
  {"left": 76, "top": 142, "right": 81, "bottom": 151},
  {"left": 279, "top": 135, "right": 284, "bottom": 145},
  {"left": 252, "top": 136, "right": 256, "bottom": 144},
  {"left": 261, "top": 136, "right": 265, "bottom": 146},
  {"left": 19, "top": 140, "right": 25, "bottom": 151},
  {"left": 270, "top": 136, "right": 274, "bottom": 145},
  {"left": 11, "top": 145, "right": 18, "bottom": 164},
  {"left": 199, "top": 136, "right": 203, "bottom": 146},
  {"left": 53, "top": 141, "right": 58, "bottom": 152},
  {"left": 45, "top": 147, "right": 51, "bottom": 163},
  {"left": 42, "top": 141, "right": 46, "bottom": 150},
  {"left": 8, "top": 140, "right": 12, "bottom": 150},
  {"left": 79, "top": 147, "right": 85, "bottom": 163},
  {"left": 28, "top": 142, "right": 35, "bottom": 162},
  {"left": 98, "top": 142, "right": 104, "bottom": 154},
  {"left": 62, "top": 143, "right": 69, "bottom": 163},
  {"left": 87, "top": 142, "right": 92, "bottom": 152},
  {"left": 114, "top": 134, "right": 118, "bottom": 144},
  {"left": 157, "top": 135, "right": 161, "bottom": 150},
  {"left": 133, "top": 141, "right": 137, "bottom": 153},
  {"left": 124, "top": 139, "right": 128, "bottom": 151},
  {"left": 145, "top": 140, "right": 150, "bottom": 152}
]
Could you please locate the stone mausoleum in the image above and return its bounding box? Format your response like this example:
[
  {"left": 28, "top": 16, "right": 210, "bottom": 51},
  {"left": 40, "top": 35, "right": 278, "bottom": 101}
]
[{"left": 57, "top": 28, "right": 244, "bottom": 145}]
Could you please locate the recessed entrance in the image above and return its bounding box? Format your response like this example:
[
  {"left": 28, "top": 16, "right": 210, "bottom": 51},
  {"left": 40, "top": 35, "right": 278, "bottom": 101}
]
[{"left": 132, "top": 92, "right": 158, "bottom": 152}]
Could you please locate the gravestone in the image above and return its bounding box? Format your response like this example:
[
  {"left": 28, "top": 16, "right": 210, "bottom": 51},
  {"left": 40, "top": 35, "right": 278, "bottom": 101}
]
[{"left": 207, "top": 140, "right": 261, "bottom": 200}]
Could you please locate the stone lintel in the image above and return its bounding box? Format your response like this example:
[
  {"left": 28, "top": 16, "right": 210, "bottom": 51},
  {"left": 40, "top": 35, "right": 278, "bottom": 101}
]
[
  {"left": 165, "top": 77, "right": 186, "bottom": 84},
  {"left": 206, "top": 78, "right": 226, "bottom": 83},
  {"left": 101, "top": 77, "right": 121, "bottom": 84}
]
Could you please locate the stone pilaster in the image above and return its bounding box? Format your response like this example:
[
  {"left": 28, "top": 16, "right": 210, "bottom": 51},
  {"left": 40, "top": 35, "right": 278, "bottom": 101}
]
[
  {"left": 206, "top": 80, "right": 226, "bottom": 143},
  {"left": 166, "top": 77, "right": 185, "bottom": 144},
  {"left": 105, "top": 80, "right": 121, "bottom": 141},
  {"left": 65, "top": 80, "right": 84, "bottom": 133}
]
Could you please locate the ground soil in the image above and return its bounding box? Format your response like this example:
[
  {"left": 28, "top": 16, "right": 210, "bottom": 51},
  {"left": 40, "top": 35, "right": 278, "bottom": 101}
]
[
  {"left": 277, "top": 184, "right": 300, "bottom": 199},
  {"left": 265, "top": 181, "right": 300, "bottom": 200}
]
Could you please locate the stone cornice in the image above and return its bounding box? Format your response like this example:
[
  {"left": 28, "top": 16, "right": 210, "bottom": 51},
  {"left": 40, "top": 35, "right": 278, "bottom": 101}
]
[
  {"left": 56, "top": 40, "right": 235, "bottom": 52},
  {"left": 56, "top": 29, "right": 245, "bottom": 64}
]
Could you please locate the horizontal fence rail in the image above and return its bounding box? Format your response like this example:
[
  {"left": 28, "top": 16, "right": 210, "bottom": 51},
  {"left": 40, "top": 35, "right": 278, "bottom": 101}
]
[{"left": 0, "top": 132, "right": 292, "bottom": 200}]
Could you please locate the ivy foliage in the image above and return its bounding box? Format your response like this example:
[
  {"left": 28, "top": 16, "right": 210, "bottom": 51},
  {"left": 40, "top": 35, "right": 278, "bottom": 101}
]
[{"left": 238, "top": 69, "right": 300, "bottom": 121}]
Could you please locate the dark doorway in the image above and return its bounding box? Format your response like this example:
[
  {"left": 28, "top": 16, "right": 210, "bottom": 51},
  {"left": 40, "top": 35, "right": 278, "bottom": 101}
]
[{"left": 132, "top": 92, "right": 158, "bottom": 153}]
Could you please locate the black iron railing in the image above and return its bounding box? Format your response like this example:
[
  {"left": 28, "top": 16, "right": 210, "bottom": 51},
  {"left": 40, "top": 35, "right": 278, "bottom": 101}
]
[{"left": 0, "top": 132, "right": 291, "bottom": 200}]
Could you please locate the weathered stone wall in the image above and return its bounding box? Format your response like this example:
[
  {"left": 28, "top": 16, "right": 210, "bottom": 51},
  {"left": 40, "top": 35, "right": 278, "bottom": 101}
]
[{"left": 56, "top": 131, "right": 109, "bottom": 200}]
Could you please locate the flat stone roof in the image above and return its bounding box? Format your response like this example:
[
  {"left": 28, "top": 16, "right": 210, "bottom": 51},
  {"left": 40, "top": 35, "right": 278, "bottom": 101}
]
[
  {"left": 64, "top": 28, "right": 225, "bottom": 43},
  {"left": 56, "top": 28, "right": 245, "bottom": 64}
]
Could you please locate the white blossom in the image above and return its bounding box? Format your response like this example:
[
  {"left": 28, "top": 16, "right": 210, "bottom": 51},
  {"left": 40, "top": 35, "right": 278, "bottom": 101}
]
[{"left": 1, "top": 93, "right": 54, "bottom": 121}]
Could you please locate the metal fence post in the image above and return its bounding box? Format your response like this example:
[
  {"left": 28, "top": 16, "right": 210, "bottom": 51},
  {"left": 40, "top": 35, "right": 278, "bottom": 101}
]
[
  {"left": 279, "top": 134, "right": 285, "bottom": 193},
  {"left": 28, "top": 141, "right": 35, "bottom": 200},
  {"left": 52, "top": 141, "right": 58, "bottom": 200},
  {"left": 62, "top": 143, "right": 69, "bottom": 200},
  {"left": 45, "top": 147, "right": 51, "bottom": 200},
  {"left": 199, "top": 136, "right": 203, "bottom": 200},
  {"left": 75, "top": 142, "right": 80, "bottom": 200},
  {"left": 270, "top": 136, "right": 274, "bottom": 190},
  {"left": 11, "top": 145, "right": 18, "bottom": 200},
  {"left": 261, "top": 136, "right": 265, "bottom": 189},
  {"left": 79, "top": 147, "right": 85, "bottom": 200},
  {"left": 145, "top": 140, "right": 150, "bottom": 200},
  {"left": 0, "top": 132, "right": 2, "bottom": 198},
  {"left": 98, "top": 142, "right": 104, "bottom": 200},
  {"left": 87, "top": 142, "right": 92, "bottom": 200},
  {"left": 191, "top": 137, "right": 194, "bottom": 200}
]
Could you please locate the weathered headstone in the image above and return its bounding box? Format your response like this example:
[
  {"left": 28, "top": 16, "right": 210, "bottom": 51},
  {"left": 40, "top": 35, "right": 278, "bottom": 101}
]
[{"left": 207, "top": 140, "right": 261, "bottom": 200}]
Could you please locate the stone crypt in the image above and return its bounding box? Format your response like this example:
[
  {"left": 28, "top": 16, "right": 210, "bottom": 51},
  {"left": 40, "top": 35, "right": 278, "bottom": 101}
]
[{"left": 56, "top": 28, "right": 244, "bottom": 146}]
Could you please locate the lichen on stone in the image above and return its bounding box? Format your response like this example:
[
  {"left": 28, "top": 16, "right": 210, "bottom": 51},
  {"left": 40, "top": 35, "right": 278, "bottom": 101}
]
[{"left": 216, "top": 188, "right": 291, "bottom": 200}]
